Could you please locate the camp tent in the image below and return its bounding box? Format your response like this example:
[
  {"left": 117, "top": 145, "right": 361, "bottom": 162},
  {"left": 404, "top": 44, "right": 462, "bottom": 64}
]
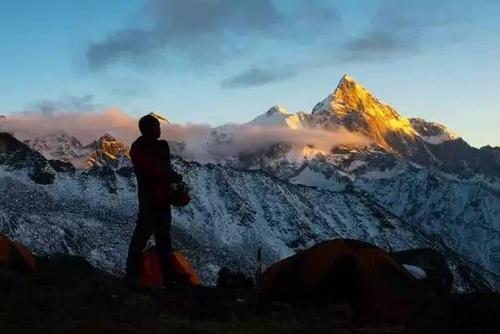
[
  {"left": 140, "top": 246, "right": 201, "bottom": 288},
  {"left": 0, "top": 234, "right": 36, "bottom": 283},
  {"left": 258, "top": 239, "right": 431, "bottom": 324}
]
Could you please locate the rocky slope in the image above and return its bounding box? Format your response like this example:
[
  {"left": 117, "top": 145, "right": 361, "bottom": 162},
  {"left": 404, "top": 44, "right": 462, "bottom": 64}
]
[
  {"left": 193, "top": 75, "right": 500, "bottom": 287},
  {"left": 246, "top": 105, "right": 310, "bottom": 129},
  {"left": 354, "top": 163, "right": 500, "bottom": 284},
  {"left": 224, "top": 147, "right": 500, "bottom": 287},
  {"left": 226, "top": 75, "right": 500, "bottom": 176},
  {"left": 2, "top": 75, "right": 499, "bottom": 291},
  {"left": 85, "top": 133, "right": 130, "bottom": 169},
  {"left": 23, "top": 132, "right": 85, "bottom": 162},
  {"left": 0, "top": 132, "right": 56, "bottom": 184},
  {"left": 311, "top": 75, "right": 425, "bottom": 159},
  {"left": 1, "top": 132, "right": 492, "bottom": 290},
  {"left": 23, "top": 132, "right": 130, "bottom": 169}
]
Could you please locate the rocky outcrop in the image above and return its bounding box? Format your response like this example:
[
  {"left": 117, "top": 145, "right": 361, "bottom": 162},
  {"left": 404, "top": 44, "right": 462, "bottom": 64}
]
[
  {"left": 85, "top": 133, "right": 130, "bottom": 169},
  {"left": 0, "top": 132, "right": 55, "bottom": 184}
]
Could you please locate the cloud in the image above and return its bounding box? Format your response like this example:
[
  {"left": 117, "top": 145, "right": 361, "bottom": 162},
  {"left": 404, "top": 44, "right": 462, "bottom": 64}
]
[
  {"left": 110, "top": 79, "right": 151, "bottom": 98},
  {"left": 3, "top": 107, "right": 369, "bottom": 164},
  {"left": 197, "top": 124, "right": 369, "bottom": 163},
  {"left": 341, "top": 0, "right": 464, "bottom": 62},
  {"left": 221, "top": 65, "right": 299, "bottom": 88},
  {"left": 26, "top": 95, "right": 96, "bottom": 116},
  {"left": 221, "top": 1, "right": 467, "bottom": 87},
  {"left": 2, "top": 108, "right": 139, "bottom": 146},
  {"left": 86, "top": 0, "right": 338, "bottom": 70},
  {"left": 84, "top": 0, "right": 478, "bottom": 89}
]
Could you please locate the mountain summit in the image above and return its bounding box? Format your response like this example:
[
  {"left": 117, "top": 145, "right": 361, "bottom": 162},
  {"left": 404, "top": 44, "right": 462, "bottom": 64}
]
[
  {"left": 236, "top": 75, "right": 476, "bottom": 166},
  {"left": 23, "top": 132, "right": 130, "bottom": 169},
  {"left": 3, "top": 75, "right": 500, "bottom": 292},
  {"left": 149, "top": 112, "right": 170, "bottom": 124},
  {"left": 312, "top": 75, "right": 417, "bottom": 150},
  {"left": 246, "top": 105, "right": 309, "bottom": 129},
  {"left": 265, "top": 105, "right": 290, "bottom": 116},
  {"left": 312, "top": 74, "right": 372, "bottom": 115},
  {"left": 85, "top": 133, "right": 130, "bottom": 168}
]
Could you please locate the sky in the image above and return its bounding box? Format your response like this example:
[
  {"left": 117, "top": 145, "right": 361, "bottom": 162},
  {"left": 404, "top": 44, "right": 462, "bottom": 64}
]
[{"left": 0, "top": 0, "right": 499, "bottom": 147}]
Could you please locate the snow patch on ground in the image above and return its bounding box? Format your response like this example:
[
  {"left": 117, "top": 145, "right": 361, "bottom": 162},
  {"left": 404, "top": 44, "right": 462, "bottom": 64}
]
[
  {"left": 290, "top": 167, "right": 333, "bottom": 189},
  {"left": 359, "top": 168, "right": 399, "bottom": 180},
  {"left": 403, "top": 264, "right": 427, "bottom": 280}
]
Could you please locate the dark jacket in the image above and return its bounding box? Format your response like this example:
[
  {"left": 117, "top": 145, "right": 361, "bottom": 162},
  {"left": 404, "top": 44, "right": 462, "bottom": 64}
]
[{"left": 130, "top": 136, "right": 181, "bottom": 214}]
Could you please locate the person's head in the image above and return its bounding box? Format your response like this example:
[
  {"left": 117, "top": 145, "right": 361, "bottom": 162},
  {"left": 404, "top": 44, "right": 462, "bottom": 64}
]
[{"left": 138, "top": 114, "right": 161, "bottom": 139}]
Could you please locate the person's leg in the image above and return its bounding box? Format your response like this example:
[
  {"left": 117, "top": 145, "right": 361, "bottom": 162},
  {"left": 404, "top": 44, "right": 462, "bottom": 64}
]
[
  {"left": 125, "top": 218, "right": 153, "bottom": 281},
  {"left": 153, "top": 209, "right": 176, "bottom": 285}
]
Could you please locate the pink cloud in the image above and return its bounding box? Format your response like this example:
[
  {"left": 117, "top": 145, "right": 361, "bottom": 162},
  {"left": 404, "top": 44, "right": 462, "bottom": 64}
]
[{"left": 2, "top": 109, "right": 370, "bottom": 163}]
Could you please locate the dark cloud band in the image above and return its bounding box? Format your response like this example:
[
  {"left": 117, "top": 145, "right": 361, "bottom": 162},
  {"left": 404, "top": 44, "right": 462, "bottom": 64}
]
[
  {"left": 86, "top": 0, "right": 338, "bottom": 71},
  {"left": 221, "top": 66, "right": 298, "bottom": 88}
]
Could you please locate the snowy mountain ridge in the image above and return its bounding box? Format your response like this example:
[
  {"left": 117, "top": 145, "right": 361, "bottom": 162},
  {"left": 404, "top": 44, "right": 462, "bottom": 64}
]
[
  {"left": 245, "top": 75, "right": 456, "bottom": 149},
  {"left": 246, "top": 105, "right": 309, "bottom": 129},
  {"left": 214, "top": 75, "right": 499, "bottom": 179},
  {"left": 2, "top": 75, "right": 499, "bottom": 291},
  {"left": 0, "top": 132, "right": 494, "bottom": 290},
  {"left": 22, "top": 132, "right": 130, "bottom": 169},
  {"left": 409, "top": 118, "right": 459, "bottom": 145}
]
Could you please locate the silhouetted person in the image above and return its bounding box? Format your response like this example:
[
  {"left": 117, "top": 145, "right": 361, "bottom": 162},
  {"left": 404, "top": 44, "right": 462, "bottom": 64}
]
[{"left": 125, "top": 114, "right": 182, "bottom": 288}]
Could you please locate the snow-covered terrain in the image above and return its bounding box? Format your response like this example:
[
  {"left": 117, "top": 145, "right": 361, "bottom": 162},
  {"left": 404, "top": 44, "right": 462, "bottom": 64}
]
[
  {"left": 246, "top": 105, "right": 310, "bottom": 129},
  {"left": 192, "top": 75, "right": 500, "bottom": 287},
  {"left": 0, "top": 134, "right": 491, "bottom": 290},
  {"left": 410, "top": 118, "right": 458, "bottom": 145},
  {"left": 2, "top": 75, "right": 499, "bottom": 290},
  {"left": 218, "top": 145, "right": 500, "bottom": 289},
  {"left": 354, "top": 164, "right": 500, "bottom": 284},
  {"left": 23, "top": 132, "right": 130, "bottom": 169},
  {"left": 23, "top": 132, "right": 86, "bottom": 163}
]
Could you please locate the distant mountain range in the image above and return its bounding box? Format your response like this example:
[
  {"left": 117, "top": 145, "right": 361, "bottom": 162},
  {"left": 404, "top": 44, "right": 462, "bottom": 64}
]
[
  {"left": 237, "top": 75, "right": 500, "bottom": 177},
  {"left": 1, "top": 76, "right": 499, "bottom": 289},
  {"left": 23, "top": 132, "right": 130, "bottom": 169}
]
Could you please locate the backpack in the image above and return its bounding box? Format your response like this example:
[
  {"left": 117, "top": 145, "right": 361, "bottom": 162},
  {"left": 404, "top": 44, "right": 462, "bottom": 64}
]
[{"left": 169, "top": 182, "right": 191, "bottom": 207}]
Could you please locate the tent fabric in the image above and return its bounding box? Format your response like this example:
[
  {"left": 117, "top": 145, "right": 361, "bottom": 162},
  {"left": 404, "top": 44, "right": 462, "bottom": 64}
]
[
  {"left": 0, "top": 233, "right": 36, "bottom": 274},
  {"left": 140, "top": 247, "right": 201, "bottom": 288},
  {"left": 258, "top": 239, "right": 431, "bottom": 323}
]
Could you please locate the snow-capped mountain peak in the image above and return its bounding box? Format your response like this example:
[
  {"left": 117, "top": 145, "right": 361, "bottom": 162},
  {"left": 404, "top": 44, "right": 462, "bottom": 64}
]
[
  {"left": 246, "top": 105, "right": 308, "bottom": 129},
  {"left": 85, "top": 134, "right": 130, "bottom": 168},
  {"left": 95, "top": 133, "right": 117, "bottom": 143},
  {"left": 310, "top": 75, "right": 417, "bottom": 152},
  {"left": 312, "top": 75, "right": 406, "bottom": 122},
  {"left": 2, "top": 130, "right": 497, "bottom": 290},
  {"left": 23, "top": 132, "right": 131, "bottom": 169},
  {"left": 23, "top": 132, "right": 84, "bottom": 162},
  {"left": 265, "top": 105, "right": 290, "bottom": 116},
  {"left": 410, "top": 118, "right": 459, "bottom": 145},
  {"left": 149, "top": 112, "right": 170, "bottom": 124},
  {"left": 312, "top": 74, "right": 368, "bottom": 115}
]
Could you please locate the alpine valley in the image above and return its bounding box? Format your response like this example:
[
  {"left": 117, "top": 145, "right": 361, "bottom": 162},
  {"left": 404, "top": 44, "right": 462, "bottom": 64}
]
[{"left": 1, "top": 75, "right": 499, "bottom": 290}]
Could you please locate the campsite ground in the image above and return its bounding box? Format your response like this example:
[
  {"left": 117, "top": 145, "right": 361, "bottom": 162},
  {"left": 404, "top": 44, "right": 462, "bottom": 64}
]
[{"left": 0, "top": 256, "right": 498, "bottom": 334}]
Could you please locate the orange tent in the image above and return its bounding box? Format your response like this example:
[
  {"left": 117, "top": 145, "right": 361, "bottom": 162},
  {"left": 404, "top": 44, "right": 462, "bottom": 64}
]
[
  {"left": 258, "top": 239, "right": 431, "bottom": 324},
  {"left": 0, "top": 233, "right": 36, "bottom": 275},
  {"left": 140, "top": 246, "right": 201, "bottom": 288}
]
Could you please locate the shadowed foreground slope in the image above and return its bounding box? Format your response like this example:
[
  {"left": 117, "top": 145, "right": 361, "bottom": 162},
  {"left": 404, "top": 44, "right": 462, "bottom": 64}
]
[{"left": 1, "top": 255, "right": 499, "bottom": 334}]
